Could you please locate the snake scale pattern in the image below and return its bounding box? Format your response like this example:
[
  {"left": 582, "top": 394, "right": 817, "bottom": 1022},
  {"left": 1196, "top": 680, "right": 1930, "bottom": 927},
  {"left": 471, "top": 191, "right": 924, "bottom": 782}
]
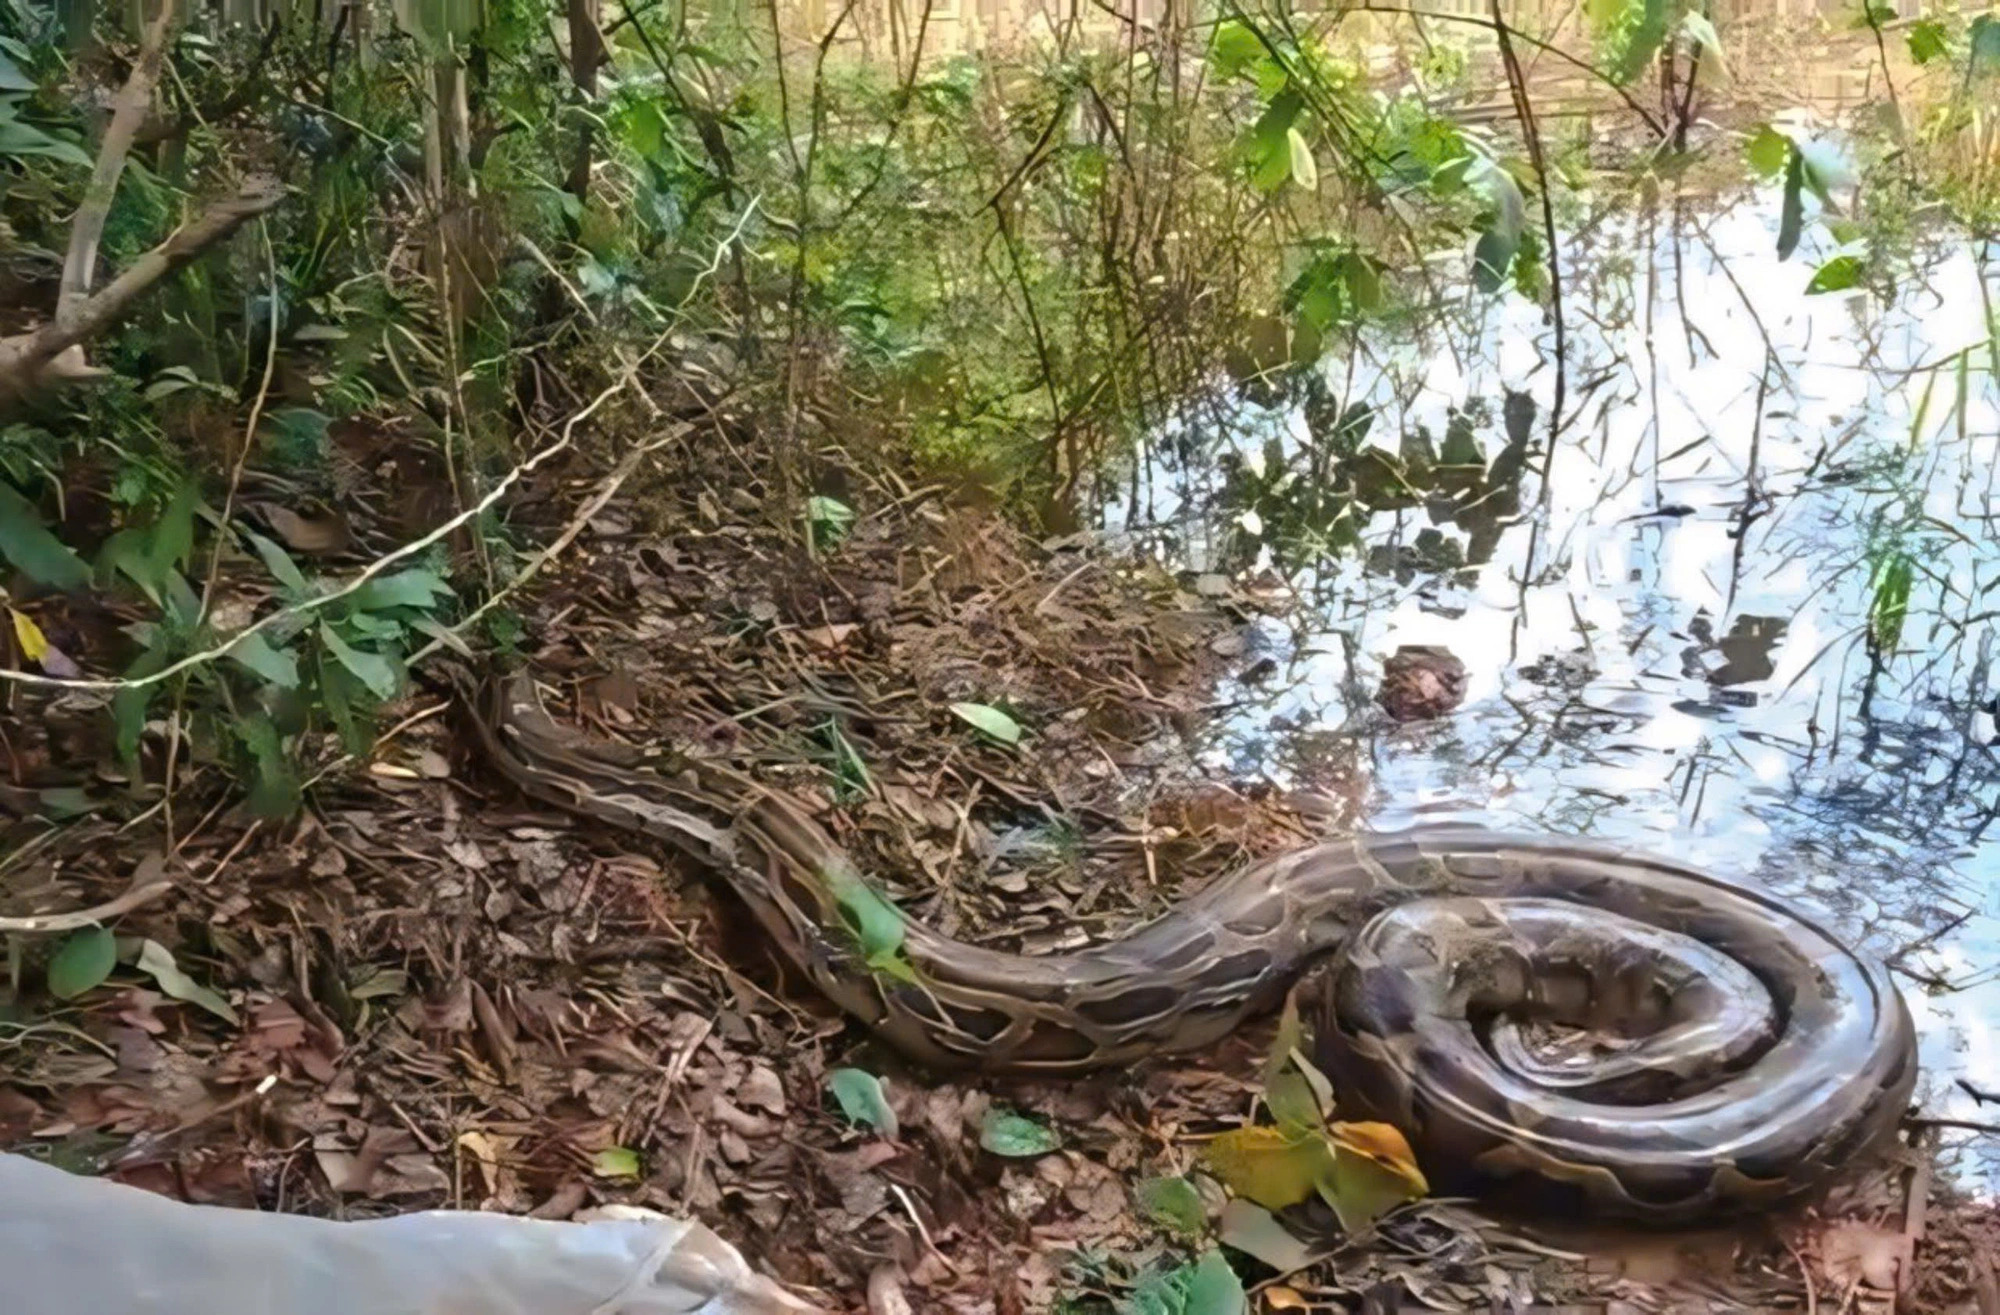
[{"left": 463, "top": 671, "right": 1918, "bottom": 1224}]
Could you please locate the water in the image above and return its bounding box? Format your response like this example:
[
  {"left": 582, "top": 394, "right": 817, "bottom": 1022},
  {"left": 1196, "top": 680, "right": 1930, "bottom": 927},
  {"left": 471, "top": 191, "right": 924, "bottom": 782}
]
[{"left": 1118, "top": 187, "right": 2000, "bottom": 1188}]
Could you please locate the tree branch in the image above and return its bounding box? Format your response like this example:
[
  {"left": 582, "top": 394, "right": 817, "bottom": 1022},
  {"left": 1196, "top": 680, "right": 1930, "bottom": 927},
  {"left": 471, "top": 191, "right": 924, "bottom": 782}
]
[
  {"left": 59, "top": 0, "right": 182, "bottom": 321},
  {"left": 0, "top": 177, "right": 285, "bottom": 402}
]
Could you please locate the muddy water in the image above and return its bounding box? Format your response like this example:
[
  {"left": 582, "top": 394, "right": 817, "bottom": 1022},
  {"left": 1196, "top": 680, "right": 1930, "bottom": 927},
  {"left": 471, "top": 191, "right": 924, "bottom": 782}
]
[{"left": 1121, "top": 191, "right": 2000, "bottom": 1188}]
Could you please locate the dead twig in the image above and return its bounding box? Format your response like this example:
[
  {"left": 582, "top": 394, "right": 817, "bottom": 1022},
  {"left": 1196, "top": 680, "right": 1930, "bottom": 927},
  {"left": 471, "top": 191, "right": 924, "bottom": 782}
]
[{"left": 0, "top": 854, "right": 175, "bottom": 933}]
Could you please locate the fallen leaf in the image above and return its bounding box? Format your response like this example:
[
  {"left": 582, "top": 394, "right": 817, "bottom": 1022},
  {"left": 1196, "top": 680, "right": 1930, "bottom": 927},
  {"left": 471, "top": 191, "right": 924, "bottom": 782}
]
[
  {"left": 1318, "top": 1122, "right": 1428, "bottom": 1232},
  {"left": 950, "top": 701, "right": 1024, "bottom": 745},
  {"left": 1218, "top": 1198, "right": 1311, "bottom": 1273},
  {"left": 1325, "top": 1121, "right": 1427, "bottom": 1195},
  {"left": 591, "top": 1146, "right": 641, "bottom": 1180},
  {"left": 827, "top": 1068, "right": 898, "bottom": 1137},
  {"left": 1135, "top": 1174, "right": 1207, "bottom": 1236},
  {"left": 739, "top": 1064, "right": 786, "bottom": 1116},
  {"left": 135, "top": 940, "right": 239, "bottom": 1025},
  {"left": 1188, "top": 1249, "right": 1248, "bottom": 1315},
  {"left": 1203, "top": 1125, "right": 1333, "bottom": 1211},
  {"left": 47, "top": 927, "right": 117, "bottom": 1000},
  {"left": 1262, "top": 1286, "right": 1310, "bottom": 1310},
  {"left": 980, "top": 1107, "right": 1061, "bottom": 1157},
  {"left": 800, "top": 623, "right": 859, "bottom": 651},
  {"left": 9, "top": 607, "right": 48, "bottom": 661}
]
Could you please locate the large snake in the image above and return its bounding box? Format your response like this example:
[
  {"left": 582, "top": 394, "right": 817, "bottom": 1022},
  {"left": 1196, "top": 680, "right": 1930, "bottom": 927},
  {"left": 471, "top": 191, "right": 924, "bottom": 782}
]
[{"left": 462, "top": 670, "right": 1918, "bottom": 1224}]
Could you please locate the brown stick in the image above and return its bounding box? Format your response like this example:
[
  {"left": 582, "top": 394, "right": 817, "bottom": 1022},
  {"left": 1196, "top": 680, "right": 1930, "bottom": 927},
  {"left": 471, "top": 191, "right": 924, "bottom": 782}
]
[
  {"left": 0, "top": 177, "right": 284, "bottom": 399},
  {"left": 0, "top": 854, "right": 174, "bottom": 933},
  {"left": 59, "top": 0, "right": 181, "bottom": 322}
]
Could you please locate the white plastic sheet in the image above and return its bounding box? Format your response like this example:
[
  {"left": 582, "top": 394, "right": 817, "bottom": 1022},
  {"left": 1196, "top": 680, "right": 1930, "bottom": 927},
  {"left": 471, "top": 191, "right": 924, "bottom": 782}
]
[{"left": 0, "top": 1153, "right": 823, "bottom": 1314}]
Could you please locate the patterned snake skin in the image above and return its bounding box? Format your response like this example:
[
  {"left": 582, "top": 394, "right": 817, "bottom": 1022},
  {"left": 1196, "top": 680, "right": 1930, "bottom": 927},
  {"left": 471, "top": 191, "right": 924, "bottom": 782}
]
[{"left": 463, "top": 671, "right": 1918, "bottom": 1223}]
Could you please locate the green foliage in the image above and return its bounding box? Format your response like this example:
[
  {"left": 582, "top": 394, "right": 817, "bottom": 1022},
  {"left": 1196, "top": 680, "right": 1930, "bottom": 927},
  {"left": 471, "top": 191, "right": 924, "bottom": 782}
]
[
  {"left": 827, "top": 1068, "right": 898, "bottom": 1136},
  {"left": 1868, "top": 550, "right": 1914, "bottom": 656},
  {"left": 950, "top": 701, "right": 1024, "bottom": 745},
  {"left": 46, "top": 927, "right": 117, "bottom": 999},
  {"left": 980, "top": 1107, "right": 1063, "bottom": 1156},
  {"left": 1134, "top": 1176, "right": 1207, "bottom": 1237},
  {"left": 1589, "top": 0, "right": 1674, "bottom": 84}
]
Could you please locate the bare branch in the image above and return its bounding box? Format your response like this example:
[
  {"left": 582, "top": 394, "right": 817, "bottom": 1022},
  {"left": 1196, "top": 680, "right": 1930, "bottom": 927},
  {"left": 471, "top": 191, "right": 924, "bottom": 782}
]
[
  {"left": 0, "top": 177, "right": 284, "bottom": 401},
  {"left": 60, "top": 0, "right": 182, "bottom": 320}
]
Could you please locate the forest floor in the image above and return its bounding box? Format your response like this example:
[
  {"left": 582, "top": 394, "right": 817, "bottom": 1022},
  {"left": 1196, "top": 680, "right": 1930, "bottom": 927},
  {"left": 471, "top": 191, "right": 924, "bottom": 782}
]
[{"left": 3, "top": 403, "right": 1997, "bottom": 1313}]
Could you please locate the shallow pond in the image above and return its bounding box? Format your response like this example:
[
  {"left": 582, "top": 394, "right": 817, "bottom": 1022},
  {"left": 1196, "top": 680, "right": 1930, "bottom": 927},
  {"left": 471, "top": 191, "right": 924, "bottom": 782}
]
[{"left": 1119, "top": 189, "right": 2000, "bottom": 1189}]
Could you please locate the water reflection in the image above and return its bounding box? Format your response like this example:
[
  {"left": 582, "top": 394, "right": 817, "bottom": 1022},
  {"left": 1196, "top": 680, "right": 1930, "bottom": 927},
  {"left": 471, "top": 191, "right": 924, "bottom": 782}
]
[{"left": 1119, "top": 190, "right": 2000, "bottom": 1188}]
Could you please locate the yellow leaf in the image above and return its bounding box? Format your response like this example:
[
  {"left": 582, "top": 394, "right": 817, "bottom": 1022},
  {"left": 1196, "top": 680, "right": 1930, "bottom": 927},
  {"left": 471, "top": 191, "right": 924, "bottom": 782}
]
[
  {"left": 1325, "top": 1120, "right": 1427, "bottom": 1195},
  {"left": 1203, "top": 1125, "right": 1336, "bottom": 1211},
  {"left": 10, "top": 608, "right": 48, "bottom": 662},
  {"left": 1263, "top": 1287, "right": 1310, "bottom": 1311},
  {"left": 1318, "top": 1121, "right": 1428, "bottom": 1231}
]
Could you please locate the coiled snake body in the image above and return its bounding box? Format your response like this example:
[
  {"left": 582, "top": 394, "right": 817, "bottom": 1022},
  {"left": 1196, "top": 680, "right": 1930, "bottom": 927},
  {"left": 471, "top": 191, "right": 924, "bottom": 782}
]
[{"left": 466, "top": 672, "right": 1917, "bottom": 1223}]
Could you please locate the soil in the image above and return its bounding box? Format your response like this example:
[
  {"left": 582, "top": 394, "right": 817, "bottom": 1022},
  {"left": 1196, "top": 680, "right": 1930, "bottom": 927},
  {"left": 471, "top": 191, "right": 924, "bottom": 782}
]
[{"left": 2, "top": 414, "right": 1996, "bottom": 1313}]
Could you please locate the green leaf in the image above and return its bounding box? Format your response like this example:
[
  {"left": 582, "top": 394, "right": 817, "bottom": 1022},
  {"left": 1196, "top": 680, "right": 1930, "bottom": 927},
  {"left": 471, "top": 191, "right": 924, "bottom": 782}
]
[
  {"left": 136, "top": 939, "right": 239, "bottom": 1025},
  {"left": 979, "top": 1108, "right": 1061, "bottom": 1157},
  {"left": 1680, "top": 12, "right": 1727, "bottom": 76},
  {"left": 1285, "top": 127, "right": 1317, "bottom": 191},
  {"left": 1217, "top": 1199, "right": 1311, "bottom": 1272},
  {"left": 1470, "top": 158, "right": 1526, "bottom": 294},
  {"left": 47, "top": 927, "right": 117, "bottom": 1000},
  {"left": 1777, "top": 146, "right": 1805, "bottom": 260},
  {"left": 591, "top": 1146, "right": 641, "bottom": 1179},
  {"left": 1186, "top": 1250, "right": 1247, "bottom": 1315},
  {"left": 1906, "top": 18, "right": 1948, "bottom": 64},
  {"left": 827, "top": 1068, "right": 899, "bottom": 1136},
  {"left": 950, "top": 701, "right": 1023, "bottom": 745},
  {"left": 1472, "top": 227, "right": 1518, "bottom": 294},
  {"left": 1970, "top": 14, "right": 2000, "bottom": 73},
  {"left": 1794, "top": 138, "right": 1851, "bottom": 205},
  {"left": 1854, "top": 0, "right": 1897, "bottom": 29},
  {"left": 1745, "top": 125, "right": 1790, "bottom": 179},
  {"left": 0, "top": 482, "right": 90, "bottom": 589},
  {"left": 36, "top": 786, "right": 97, "bottom": 820},
  {"left": 822, "top": 858, "right": 914, "bottom": 982},
  {"left": 825, "top": 720, "right": 871, "bottom": 799},
  {"left": 1247, "top": 91, "right": 1304, "bottom": 193},
  {"left": 260, "top": 409, "right": 332, "bottom": 466},
  {"left": 1127, "top": 1262, "right": 1197, "bottom": 1315},
  {"left": 353, "top": 569, "right": 451, "bottom": 613},
  {"left": 1340, "top": 253, "right": 1383, "bottom": 314},
  {"left": 318, "top": 623, "right": 399, "bottom": 699},
  {"left": 147, "top": 482, "right": 200, "bottom": 586},
  {"left": 1209, "top": 19, "right": 1266, "bottom": 79},
  {"left": 237, "top": 713, "right": 300, "bottom": 817},
  {"left": 0, "top": 109, "right": 92, "bottom": 167},
  {"left": 805, "top": 495, "right": 855, "bottom": 550},
  {"left": 114, "top": 642, "right": 171, "bottom": 770},
  {"left": 1264, "top": 1069, "right": 1326, "bottom": 1134},
  {"left": 1250, "top": 131, "right": 1292, "bottom": 192},
  {"left": 226, "top": 629, "right": 300, "bottom": 689},
  {"left": 1805, "top": 254, "right": 1866, "bottom": 295},
  {"left": 1315, "top": 1128, "right": 1427, "bottom": 1232},
  {"left": 0, "top": 48, "right": 32, "bottom": 91},
  {"left": 1135, "top": 1175, "right": 1207, "bottom": 1236},
  {"left": 1869, "top": 551, "right": 1914, "bottom": 653},
  {"left": 245, "top": 529, "right": 309, "bottom": 594},
  {"left": 1598, "top": 0, "right": 1671, "bottom": 82},
  {"left": 318, "top": 657, "right": 370, "bottom": 754}
]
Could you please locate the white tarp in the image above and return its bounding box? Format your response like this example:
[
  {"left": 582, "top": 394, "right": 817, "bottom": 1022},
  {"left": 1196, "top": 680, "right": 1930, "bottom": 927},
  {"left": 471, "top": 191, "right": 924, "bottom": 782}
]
[{"left": 0, "top": 1153, "right": 822, "bottom": 1314}]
